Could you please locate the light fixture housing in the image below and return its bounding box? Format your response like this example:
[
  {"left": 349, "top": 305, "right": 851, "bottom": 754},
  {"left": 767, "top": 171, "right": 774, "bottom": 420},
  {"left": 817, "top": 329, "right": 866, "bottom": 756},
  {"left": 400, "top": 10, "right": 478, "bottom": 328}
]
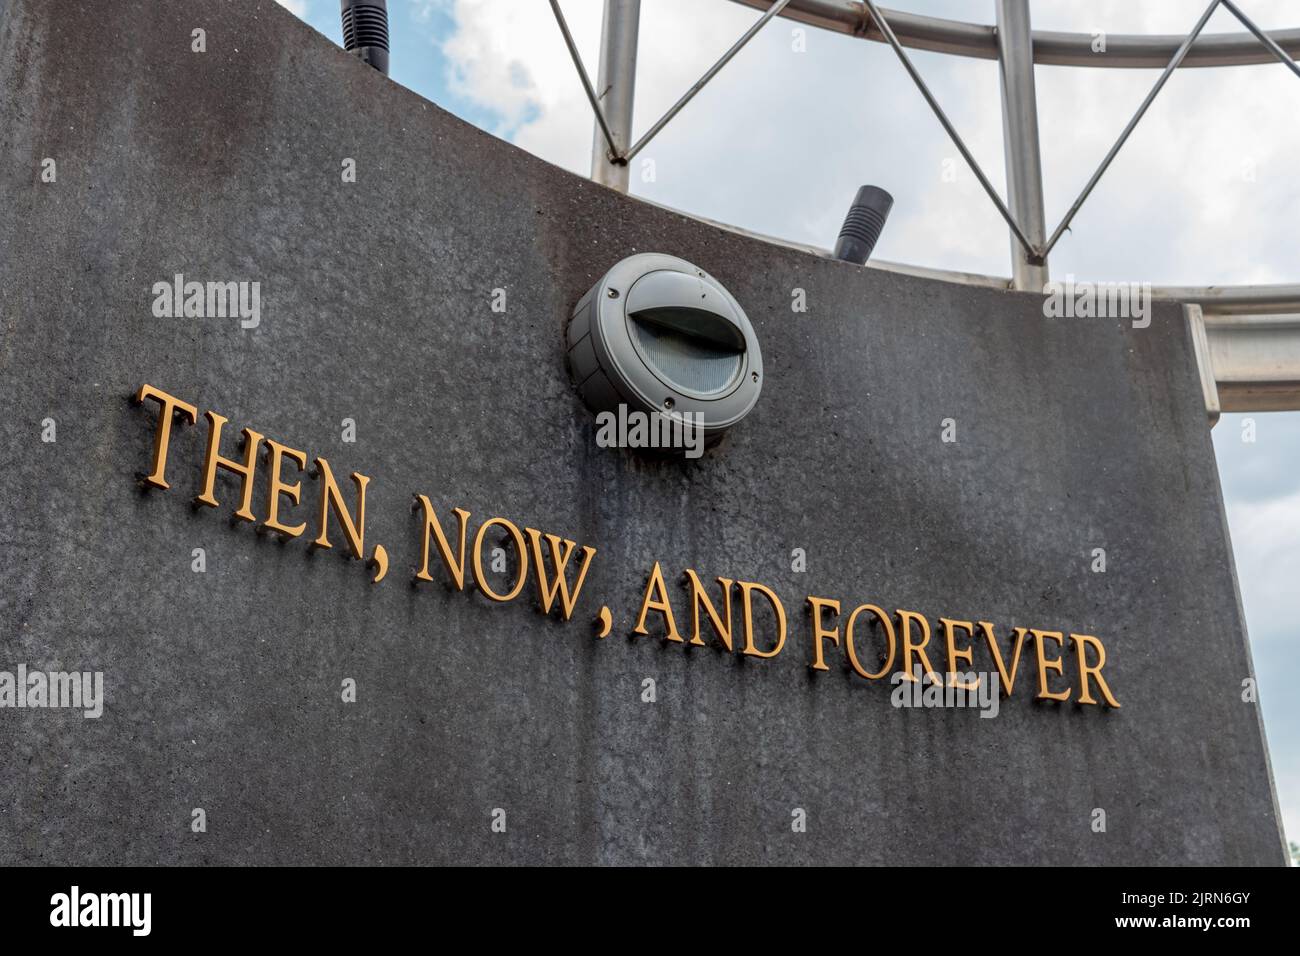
[
  {"left": 566, "top": 253, "right": 763, "bottom": 450},
  {"left": 833, "top": 185, "right": 893, "bottom": 264},
  {"left": 340, "top": 0, "right": 390, "bottom": 76}
]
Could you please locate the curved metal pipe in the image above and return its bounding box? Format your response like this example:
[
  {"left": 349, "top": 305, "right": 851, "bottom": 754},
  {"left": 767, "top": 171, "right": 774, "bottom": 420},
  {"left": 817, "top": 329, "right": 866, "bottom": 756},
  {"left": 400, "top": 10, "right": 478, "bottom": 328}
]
[
  {"left": 729, "top": 0, "right": 1300, "bottom": 68},
  {"left": 643, "top": 194, "right": 1300, "bottom": 314}
]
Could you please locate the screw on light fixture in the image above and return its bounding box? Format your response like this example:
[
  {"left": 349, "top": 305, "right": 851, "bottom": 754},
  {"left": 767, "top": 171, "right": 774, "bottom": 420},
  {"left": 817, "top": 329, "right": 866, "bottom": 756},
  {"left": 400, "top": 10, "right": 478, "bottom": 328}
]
[
  {"left": 833, "top": 185, "right": 894, "bottom": 264},
  {"left": 340, "top": 0, "right": 390, "bottom": 76},
  {"left": 566, "top": 253, "right": 763, "bottom": 452}
]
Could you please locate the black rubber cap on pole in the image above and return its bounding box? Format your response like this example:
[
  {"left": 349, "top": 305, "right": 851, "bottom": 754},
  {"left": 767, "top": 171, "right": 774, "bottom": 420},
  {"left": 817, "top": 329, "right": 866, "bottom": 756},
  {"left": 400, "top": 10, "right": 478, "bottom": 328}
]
[
  {"left": 833, "top": 186, "right": 894, "bottom": 264},
  {"left": 341, "top": 0, "right": 390, "bottom": 76}
]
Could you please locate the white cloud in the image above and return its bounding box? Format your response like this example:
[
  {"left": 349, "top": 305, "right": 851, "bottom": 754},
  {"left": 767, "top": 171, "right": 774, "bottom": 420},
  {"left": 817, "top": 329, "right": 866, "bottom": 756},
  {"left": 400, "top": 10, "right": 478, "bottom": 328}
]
[
  {"left": 276, "top": 0, "right": 308, "bottom": 17},
  {"left": 1226, "top": 483, "right": 1300, "bottom": 846},
  {"left": 1225, "top": 485, "right": 1300, "bottom": 645}
]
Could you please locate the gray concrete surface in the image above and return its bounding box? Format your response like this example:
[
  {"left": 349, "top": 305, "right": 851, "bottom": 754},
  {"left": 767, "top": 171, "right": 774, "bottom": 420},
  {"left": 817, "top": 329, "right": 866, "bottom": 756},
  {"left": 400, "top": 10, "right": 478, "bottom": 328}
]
[{"left": 0, "top": 0, "right": 1285, "bottom": 864}]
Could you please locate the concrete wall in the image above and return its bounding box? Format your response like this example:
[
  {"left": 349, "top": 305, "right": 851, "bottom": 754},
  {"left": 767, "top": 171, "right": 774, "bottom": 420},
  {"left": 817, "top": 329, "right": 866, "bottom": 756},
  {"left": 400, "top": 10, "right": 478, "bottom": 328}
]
[{"left": 0, "top": 0, "right": 1284, "bottom": 864}]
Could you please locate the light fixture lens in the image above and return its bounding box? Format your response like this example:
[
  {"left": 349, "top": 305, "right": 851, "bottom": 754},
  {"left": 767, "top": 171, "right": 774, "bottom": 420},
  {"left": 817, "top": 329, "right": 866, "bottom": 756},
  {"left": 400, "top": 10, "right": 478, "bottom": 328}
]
[{"left": 628, "top": 316, "right": 744, "bottom": 397}]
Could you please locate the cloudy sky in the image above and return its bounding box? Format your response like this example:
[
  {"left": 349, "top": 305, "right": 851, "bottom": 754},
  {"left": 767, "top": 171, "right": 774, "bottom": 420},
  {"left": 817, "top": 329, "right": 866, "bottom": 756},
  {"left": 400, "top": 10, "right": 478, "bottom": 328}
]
[{"left": 283, "top": 0, "right": 1300, "bottom": 851}]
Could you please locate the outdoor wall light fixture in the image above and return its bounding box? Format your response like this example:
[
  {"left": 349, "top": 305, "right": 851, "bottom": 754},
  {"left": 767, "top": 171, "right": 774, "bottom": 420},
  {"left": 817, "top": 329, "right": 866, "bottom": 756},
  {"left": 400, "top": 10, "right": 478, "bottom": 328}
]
[
  {"left": 340, "top": 0, "right": 390, "bottom": 76},
  {"left": 566, "top": 254, "right": 763, "bottom": 453},
  {"left": 833, "top": 185, "right": 894, "bottom": 264}
]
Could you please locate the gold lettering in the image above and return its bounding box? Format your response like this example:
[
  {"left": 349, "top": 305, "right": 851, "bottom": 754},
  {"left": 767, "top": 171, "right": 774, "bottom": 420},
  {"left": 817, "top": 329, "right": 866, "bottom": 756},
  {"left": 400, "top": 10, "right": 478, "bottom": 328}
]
[
  {"left": 1031, "top": 629, "right": 1072, "bottom": 702},
  {"left": 194, "top": 411, "right": 262, "bottom": 522},
  {"left": 525, "top": 528, "right": 596, "bottom": 620},
  {"left": 805, "top": 596, "right": 840, "bottom": 671},
  {"left": 939, "top": 617, "right": 979, "bottom": 691},
  {"left": 634, "top": 562, "right": 683, "bottom": 642},
  {"left": 739, "top": 581, "right": 787, "bottom": 659},
  {"left": 685, "top": 570, "right": 734, "bottom": 650},
  {"left": 1070, "top": 633, "right": 1120, "bottom": 708},
  {"left": 261, "top": 439, "right": 307, "bottom": 538},
  {"left": 471, "top": 517, "right": 528, "bottom": 602},
  {"left": 896, "top": 608, "right": 940, "bottom": 683},
  {"left": 980, "top": 622, "right": 1030, "bottom": 697},
  {"left": 414, "top": 497, "right": 471, "bottom": 589},
  {"left": 312, "top": 457, "right": 369, "bottom": 558},
  {"left": 844, "top": 604, "right": 895, "bottom": 679},
  {"left": 134, "top": 384, "right": 197, "bottom": 490}
]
